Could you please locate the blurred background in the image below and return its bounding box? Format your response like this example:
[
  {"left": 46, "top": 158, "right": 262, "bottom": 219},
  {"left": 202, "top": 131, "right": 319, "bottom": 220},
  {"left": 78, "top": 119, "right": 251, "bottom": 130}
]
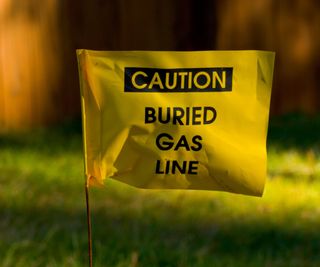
[
  {"left": 1, "top": 1, "right": 320, "bottom": 267},
  {"left": 1, "top": 0, "right": 320, "bottom": 131}
]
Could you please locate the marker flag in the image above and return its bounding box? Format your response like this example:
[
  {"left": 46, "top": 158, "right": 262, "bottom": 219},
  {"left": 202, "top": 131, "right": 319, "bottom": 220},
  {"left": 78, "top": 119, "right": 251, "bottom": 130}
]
[{"left": 77, "top": 50, "right": 275, "bottom": 196}]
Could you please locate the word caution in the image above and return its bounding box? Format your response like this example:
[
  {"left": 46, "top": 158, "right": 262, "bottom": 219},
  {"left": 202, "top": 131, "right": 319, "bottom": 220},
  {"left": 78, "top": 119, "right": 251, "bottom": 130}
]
[{"left": 125, "top": 67, "right": 233, "bottom": 92}]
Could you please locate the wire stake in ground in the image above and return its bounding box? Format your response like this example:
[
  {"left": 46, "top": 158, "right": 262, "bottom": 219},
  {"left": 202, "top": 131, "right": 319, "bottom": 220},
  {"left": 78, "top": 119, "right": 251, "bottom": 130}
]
[{"left": 85, "top": 180, "right": 93, "bottom": 267}]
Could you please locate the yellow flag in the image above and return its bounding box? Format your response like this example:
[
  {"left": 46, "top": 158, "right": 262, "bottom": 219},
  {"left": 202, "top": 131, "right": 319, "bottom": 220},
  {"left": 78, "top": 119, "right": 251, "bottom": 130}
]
[{"left": 77, "top": 50, "right": 275, "bottom": 196}]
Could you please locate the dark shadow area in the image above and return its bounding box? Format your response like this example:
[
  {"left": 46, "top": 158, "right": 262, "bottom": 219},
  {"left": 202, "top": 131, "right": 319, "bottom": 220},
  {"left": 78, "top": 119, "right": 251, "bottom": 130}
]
[
  {"left": 0, "top": 118, "right": 83, "bottom": 154},
  {"left": 267, "top": 113, "right": 320, "bottom": 150},
  {"left": 1, "top": 199, "right": 319, "bottom": 266}
]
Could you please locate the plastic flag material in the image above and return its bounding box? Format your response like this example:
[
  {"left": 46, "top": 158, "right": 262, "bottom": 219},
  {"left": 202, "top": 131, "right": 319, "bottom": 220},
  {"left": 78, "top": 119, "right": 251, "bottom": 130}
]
[{"left": 77, "top": 50, "right": 275, "bottom": 196}]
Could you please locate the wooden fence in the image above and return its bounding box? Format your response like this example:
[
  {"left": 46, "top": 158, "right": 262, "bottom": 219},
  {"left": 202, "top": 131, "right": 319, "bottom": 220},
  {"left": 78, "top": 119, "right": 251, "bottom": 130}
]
[{"left": 1, "top": 0, "right": 319, "bottom": 131}]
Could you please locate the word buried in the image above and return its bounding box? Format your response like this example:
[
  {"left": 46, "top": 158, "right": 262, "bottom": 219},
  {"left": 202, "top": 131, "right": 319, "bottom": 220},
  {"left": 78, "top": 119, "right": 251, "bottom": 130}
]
[{"left": 145, "top": 106, "right": 217, "bottom": 125}]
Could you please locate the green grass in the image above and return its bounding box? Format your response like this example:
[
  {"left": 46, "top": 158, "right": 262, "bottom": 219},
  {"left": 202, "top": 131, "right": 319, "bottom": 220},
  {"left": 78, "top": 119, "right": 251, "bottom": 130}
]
[{"left": 0, "top": 114, "right": 320, "bottom": 267}]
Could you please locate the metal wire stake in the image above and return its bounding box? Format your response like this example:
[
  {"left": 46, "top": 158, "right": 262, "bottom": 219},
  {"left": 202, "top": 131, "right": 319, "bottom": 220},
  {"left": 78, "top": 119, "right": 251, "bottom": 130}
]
[{"left": 85, "top": 181, "right": 93, "bottom": 267}]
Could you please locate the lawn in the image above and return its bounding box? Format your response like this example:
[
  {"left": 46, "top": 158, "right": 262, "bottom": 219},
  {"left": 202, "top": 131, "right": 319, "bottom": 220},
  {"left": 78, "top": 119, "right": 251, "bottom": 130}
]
[{"left": 0, "top": 114, "right": 320, "bottom": 267}]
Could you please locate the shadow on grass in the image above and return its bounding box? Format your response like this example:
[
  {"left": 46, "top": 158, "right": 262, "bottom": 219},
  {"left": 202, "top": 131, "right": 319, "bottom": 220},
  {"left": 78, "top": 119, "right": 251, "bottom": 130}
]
[
  {"left": 1, "top": 195, "right": 320, "bottom": 267},
  {"left": 0, "top": 118, "right": 83, "bottom": 154},
  {"left": 268, "top": 113, "right": 320, "bottom": 150}
]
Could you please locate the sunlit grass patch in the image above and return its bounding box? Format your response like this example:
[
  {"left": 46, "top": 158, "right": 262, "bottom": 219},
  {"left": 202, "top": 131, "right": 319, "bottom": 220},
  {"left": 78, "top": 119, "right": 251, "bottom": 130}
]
[{"left": 268, "top": 148, "right": 320, "bottom": 180}]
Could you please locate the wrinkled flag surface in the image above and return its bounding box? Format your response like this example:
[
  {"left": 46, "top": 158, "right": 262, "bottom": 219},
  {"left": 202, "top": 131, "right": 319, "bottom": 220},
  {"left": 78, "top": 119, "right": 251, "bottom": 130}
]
[{"left": 77, "top": 50, "right": 275, "bottom": 196}]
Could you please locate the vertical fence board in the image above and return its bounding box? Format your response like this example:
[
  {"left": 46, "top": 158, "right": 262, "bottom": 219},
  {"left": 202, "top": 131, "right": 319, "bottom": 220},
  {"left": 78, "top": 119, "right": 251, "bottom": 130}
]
[
  {"left": 216, "top": 0, "right": 320, "bottom": 114},
  {"left": 0, "top": 0, "right": 61, "bottom": 131}
]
